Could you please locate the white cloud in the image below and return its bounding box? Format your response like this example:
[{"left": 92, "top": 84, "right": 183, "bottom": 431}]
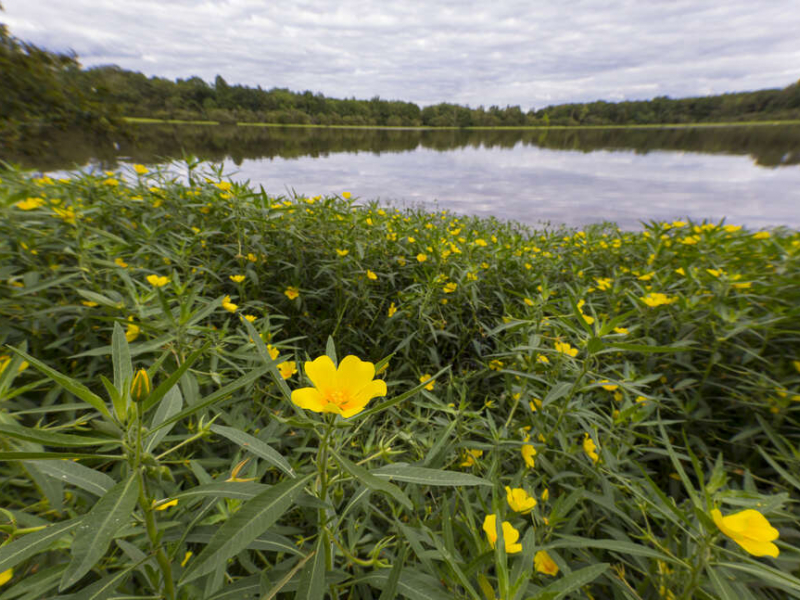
[{"left": 3, "top": 0, "right": 798, "bottom": 108}]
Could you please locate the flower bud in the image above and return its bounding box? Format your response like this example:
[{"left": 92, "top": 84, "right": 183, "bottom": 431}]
[{"left": 131, "top": 369, "right": 151, "bottom": 403}]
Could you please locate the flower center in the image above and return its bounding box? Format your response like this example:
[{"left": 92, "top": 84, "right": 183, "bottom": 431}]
[{"left": 325, "top": 389, "right": 350, "bottom": 408}]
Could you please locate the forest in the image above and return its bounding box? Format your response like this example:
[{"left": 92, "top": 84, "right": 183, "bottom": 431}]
[{"left": 3, "top": 18, "right": 800, "bottom": 141}]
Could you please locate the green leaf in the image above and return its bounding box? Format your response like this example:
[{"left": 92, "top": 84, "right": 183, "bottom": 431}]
[
  {"left": 352, "top": 365, "right": 450, "bottom": 422},
  {"left": 76, "top": 288, "right": 123, "bottom": 309},
  {"left": 0, "top": 452, "right": 121, "bottom": 461},
  {"left": 0, "top": 424, "right": 119, "bottom": 448},
  {"left": 111, "top": 322, "right": 133, "bottom": 396},
  {"left": 294, "top": 535, "right": 326, "bottom": 600},
  {"left": 325, "top": 335, "right": 337, "bottom": 365},
  {"left": 30, "top": 460, "right": 115, "bottom": 496},
  {"left": 210, "top": 424, "right": 295, "bottom": 478},
  {"left": 706, "top": 567, "right": 739, "bottom": 600},
  {"left": 6, "top": 348, "right": 111, "bottom": 419},
  {"left": 378, "top": 546, "right": 407, "bottom": 600},
  {"left": 358, "top": 568, "right": 453, "bottom": 600},
  {"left": 329, "top": 448, "right": 413, "bottom": 511},
  {"left": 542, "top": 381, "right": 572, "bottom": 408},
  {"left": 370, "top": 464, "right": 491, "bottom": 487},
  {"left": 144, "top": 386, "right": 183, "bottom": 453},
  {"left": 717, "top": 561, "right": 800, "bottom": 592},
  {"left": 603, "top": 341, "right": 694, "bottom": 354},
  {"left": 141, "top": 341, "right": 210, "bottom": 412},
  {"left": 147, "top": 365, "right": 270, "bottom": 436},
  {"left": 0, "top": 518, "right": 83, "bottom": 575},
  {"left": 60, "top": 473, "right": 140, "bottom": 590},
  {"left": 526, "top": 563, "right": 609, "bottom": 600},
  {"left": 181, "top": 473, "right": 313, "bottom": 584},
  {"left": 167, "top": 481, "right": 271, "bottom": 502},
  {"left": 549, "top": 536, "right": 678, "bottom": 563}
]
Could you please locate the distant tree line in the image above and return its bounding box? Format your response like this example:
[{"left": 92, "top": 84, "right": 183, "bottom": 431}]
[
  {"left": 84, "top": 66, "right": 800, "bottom": 127},
  {"left": 3, "top": 14, "right": 800, "bottom": 137},
  {"left": 0, "top": 21, "right": 121, "bottom": 143}
]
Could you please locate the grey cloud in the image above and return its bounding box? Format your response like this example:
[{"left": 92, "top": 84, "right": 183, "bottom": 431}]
[{"left": 3, "top": 0, "right": 798, "bottom": 108}]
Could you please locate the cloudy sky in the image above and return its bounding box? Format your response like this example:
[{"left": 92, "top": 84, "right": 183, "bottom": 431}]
[{"left": 3, "top": 0, "right": 798, "bottom": 110}]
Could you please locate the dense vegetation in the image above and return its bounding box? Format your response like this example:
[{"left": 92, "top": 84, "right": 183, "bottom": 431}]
[
  {"left": 1, "top": 165, "right": 799, "bottom": 598},
  {"left": 93, "top": 67, "right": 800, "bottom": 127},
  {"left": 0, "top": 22, "right": 121, "bottom": 144}
]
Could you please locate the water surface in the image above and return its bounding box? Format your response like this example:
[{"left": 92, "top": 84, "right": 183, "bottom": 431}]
[{"left": 5, "top": 124, "right": 800, "bottom": 229}]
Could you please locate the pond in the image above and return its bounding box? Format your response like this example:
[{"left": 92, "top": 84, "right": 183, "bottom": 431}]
[{"left": 4, "top": 124, "right": 800, "bottom": 229}]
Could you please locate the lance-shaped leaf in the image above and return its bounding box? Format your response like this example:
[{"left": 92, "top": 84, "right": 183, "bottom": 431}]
[
  {"left": 60, "top": 473, "right": 139, "bottom": 590},
  {"left": 329, "top": 448, "right": 412, "bottom": 511},
  {"left": 294, "top": 535, "right": 327, "bottom": 600},
  {"left": 370, "top": 464, "right": 491, "bottom": 487},
  {"left": 0, "top": 423, "right": 119, "bottom": 448},
  {"left": 31, "top": 460, "right": 115, "bottom": 496},
  {"left": 210, "top": 424, "right": 295, "bottom": 478},
  {"left": 6, "top": 348, "right": 111, "bottom": 419},
  {"left": 0, "top": 518, "right": 83, "bottom": 574},
  {"left": 181, "top": 473, "right": 313, "bottom": 584}
]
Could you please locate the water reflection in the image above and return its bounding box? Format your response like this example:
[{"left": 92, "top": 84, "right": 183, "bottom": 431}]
[{"left": 4, "top": 124, "right": 800, "bottom": 229}]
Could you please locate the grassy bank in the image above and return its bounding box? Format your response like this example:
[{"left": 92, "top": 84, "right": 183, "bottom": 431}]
[
  {"left": 124, "top": 115, "right": 800, "bottom": 130},
  {"left": 1, "top": 165, "right": 799, "bottom": 598}
]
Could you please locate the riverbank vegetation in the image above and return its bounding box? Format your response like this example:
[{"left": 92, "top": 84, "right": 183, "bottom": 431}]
[{"left": 1, "top": 165, "right": 799, "bottom": 598}]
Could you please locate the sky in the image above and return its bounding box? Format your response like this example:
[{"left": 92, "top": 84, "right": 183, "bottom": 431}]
[{"left": 3, "top": 0, "right": 799, "bottom": 110}]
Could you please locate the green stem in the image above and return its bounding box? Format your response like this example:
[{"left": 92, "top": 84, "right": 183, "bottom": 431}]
[{"left": 138, "top": 470, "right": 176, "bottom": 600}]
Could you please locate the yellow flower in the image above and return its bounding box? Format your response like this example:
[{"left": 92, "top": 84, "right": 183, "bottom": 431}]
[
  {"left": 81, "top": 300, "right": 99, "bottom": 308},
  {"left": 641, "top": 292, "right": 676, "bottom": 307},
  {"left": 103, "top": 178, "right": 119, "bottom": 187},
  {"left": 534, "top": 550, "right": 559, "bottom": 576},
  {"left": 133, "top": 164, "right": 149, "bottom": 175},
  {"left": 521, "top": 440, "right": 536, "bottom": 468},
  {"left": 284, "top": 286, "right": 300, "bottom": 300},
  {"left": 723, "top": 224, "right": 742, "bottom": 233},
  {"left": 541, "top": 488, "right": 549, "bottom": 502},
  {"left": 711, "top": 508, "right": 779, "bottom": 557},
  {"left": 125, "top": 321, "right": 140, "bottom": 343},
  {"left": 443, "top": 282, "right": 457, "bottom": 293},
  {"left": 706, "top": 268, "right": 723, "bottom": 278},
  {"left": 554, "top": 341, "right": 578, "bottom": 357},
  {"left": 114, "top": 257, "right": 128, "bottom": 268},
  {"left": 482, "top": 515, "right": 522, "bottom": 554},
  {"left": 0, "top": 355, "right": 28, "bottom": 376},
  {"left": 336, "top": 249, "right": 349, "bottom": 257},
  {"left": 420, "top": 374, "right": 435, "bottom": 391},
  {"left": 214, "top": 181, "right": 232, "bottom": 192},
  {"left": 366, "top": 270, "right": 378, "bottom": 280},
  {"left": 675, "top": 267, "right": 686, "bottom": 276},
  {"left": 488, "top": 359, "right": 504, "bottom": 371},
  {"left": 154, "top": 499, "right": 178, "bottom": 511},
  {"left": 524, "top": 297, "right": 535, "bottom": 306},
  {"left": 416, "top": 253, "right": 428, "bottom": 262},
  {"left": 130, "top": 369, "right": 151, "bottom": 403},
  {"left": 342, "top": 192, "right": 352, "bottom": 199},
  {"left": 267, "top": 344, "right": 280, "bottom": 361},
  {"left": 595, "top": 277, "right": 613, "bottom": 290},
  {"left": 0, "top": 568, "right": 12, "bottom": 587},
  {"left": 537, "top": 354, "right": 550, "bottom": 365},
  {"left": 598, "top": 379, "right": 619, "bottom": 391},
  {"left": 221, "top": 295, "right": 238, "bottom": 312},
  {"left": 505, "top": 486, "right": 537, "bottom": 513},
  {"left": 460, "top": 449, "right": 483, "bottom": 467},
  {"left": 242, "top": 314, "right": 257, "bottom": 322},
  {"left": 637, "top": 272, "right": 654, "bottom": 281},
  {"left": 15, "top": 197, "right": 46, "bottom": 210},
  {"left": 290, "top": 355, "right": 387, "bottom": 418},
  {"left": 388, "top": 302, "right": 398, "bottom": 318},
  {"left": 278, "top": 361, "right": 297, "bottom": 379},
  {"left": 230, "top": 275, "right": 246, "bottom": 283},
  {"left": 583, "top": 433, "right": 599, "bottom": 463},
  {"left": 181, "top": 552, "right": 193, "bottom": 568},
  {"left": 52, "top": 206, "right": 77, "bottom": 224},
  {"left": 753, "top": 231, "right": 771, "bottom": 240},
  {"left": 613, "top": 327, "right": 629, "bottom": 335},
  {"left": 146, "top": 275, "right": 169, "bottom": 288}
]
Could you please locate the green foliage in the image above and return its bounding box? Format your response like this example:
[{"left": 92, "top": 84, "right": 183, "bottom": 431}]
[{"left": 0, "top": 165, "right": 799, "bottom": 598}]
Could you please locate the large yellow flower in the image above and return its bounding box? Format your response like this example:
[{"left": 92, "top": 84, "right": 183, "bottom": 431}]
[
  {"left": 482, "top": 515, "right": 522, "bottom": 554},
  {"left": 711, "top": 508, "right": 779, "bottom": 557},
  {"left": 291, "top": 355, "right": 386, "bottom": 418}
]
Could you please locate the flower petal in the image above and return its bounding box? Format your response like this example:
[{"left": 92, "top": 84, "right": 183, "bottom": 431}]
[
  {"left": 351, "top": 379, "right": 387, "bottom": 407},
  {"left": 304, "top": 356, "right": 337, "bottom": 392},
  {"left": 291, "top": 387, "right": 325, "bottom": 412},
  {"left": 736, "top": 538, "right": 779, "bottom": 558},
  {"left": 336, "top": 355, "right": 376, "bottom": 392}
]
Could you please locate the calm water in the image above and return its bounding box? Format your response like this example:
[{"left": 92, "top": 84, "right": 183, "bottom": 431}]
[{"left": 6, "top": 124, "right": 800, "bottom": 229}]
